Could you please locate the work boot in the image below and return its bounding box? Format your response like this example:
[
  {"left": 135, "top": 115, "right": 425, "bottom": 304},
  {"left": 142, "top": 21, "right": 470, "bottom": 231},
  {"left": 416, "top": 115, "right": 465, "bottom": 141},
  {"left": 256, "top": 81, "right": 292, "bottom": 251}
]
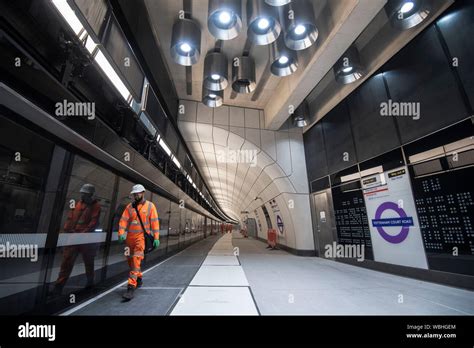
[
  {"left": 137, "top": 277, "right": 143, "bottom": 288},
  {"left": 122, "top": 285, "right": 135, "bottom": 301}
]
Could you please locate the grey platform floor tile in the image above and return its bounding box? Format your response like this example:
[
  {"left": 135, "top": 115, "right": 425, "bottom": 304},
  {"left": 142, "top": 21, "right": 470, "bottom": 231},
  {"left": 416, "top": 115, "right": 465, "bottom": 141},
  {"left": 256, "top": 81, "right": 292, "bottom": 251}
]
[
  {"left": 164, "top": 255, "right": 206, "bottom": 266},
  {"left": 171, "top": 286, "right": 258, "bottom": 315},
  {"left": 143, "top": 266, "right": 201, "bottom": 287},
  {"left": 72, "top": 288, "right": 182, "bottom": 315},
  {"left": 203, "top": 255, "right": 240, "bottom": 266},
  {"left": 190, "top": 265, "right": 249, "bottom": 286},
  {"left": 233, "top": 236, "right": 474, "bottom": 315}
]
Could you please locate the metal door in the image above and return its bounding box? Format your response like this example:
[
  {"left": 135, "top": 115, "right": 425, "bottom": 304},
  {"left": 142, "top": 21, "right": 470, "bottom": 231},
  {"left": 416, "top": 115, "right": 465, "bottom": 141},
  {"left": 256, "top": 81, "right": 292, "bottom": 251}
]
[
  {"left": 246, "top": 218, "right": 257, "bottom": 238},
  {"left": 311, "top": 191, "right": 335, "bottom": 257}
]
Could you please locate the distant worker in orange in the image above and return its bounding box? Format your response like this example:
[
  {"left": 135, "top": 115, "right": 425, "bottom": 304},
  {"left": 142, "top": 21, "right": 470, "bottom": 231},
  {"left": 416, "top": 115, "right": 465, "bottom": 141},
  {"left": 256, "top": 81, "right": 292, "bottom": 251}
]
[
  {"left": 118, "top": 184, "right": 160, "bottom": 301},
  {"left": 52, "top": 184, "right": 101, "bottom": 295}
]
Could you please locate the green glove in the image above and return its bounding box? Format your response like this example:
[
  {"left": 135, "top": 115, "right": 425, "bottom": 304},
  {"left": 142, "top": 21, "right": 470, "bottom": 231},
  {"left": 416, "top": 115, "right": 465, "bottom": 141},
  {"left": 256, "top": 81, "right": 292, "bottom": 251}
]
[
  {"left": 118, "top": 234, "right": 126, "bottom": 243},
  {"left": 153, "top": 239, "right": 160, "bottom": 248}
]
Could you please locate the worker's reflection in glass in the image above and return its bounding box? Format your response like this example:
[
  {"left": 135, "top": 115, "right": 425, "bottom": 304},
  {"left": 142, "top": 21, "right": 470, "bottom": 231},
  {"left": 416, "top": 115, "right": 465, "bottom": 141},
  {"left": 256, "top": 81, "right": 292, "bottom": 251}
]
[{"left": 51, "top": 184, "right": 101, "bottom": 296}]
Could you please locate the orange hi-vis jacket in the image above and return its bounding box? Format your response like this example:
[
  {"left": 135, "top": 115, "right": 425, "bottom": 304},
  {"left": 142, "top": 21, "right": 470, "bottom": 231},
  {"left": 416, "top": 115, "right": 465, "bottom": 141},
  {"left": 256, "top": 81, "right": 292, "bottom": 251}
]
[
  {"left": 118, "top": 200, "right": 160, "bottom": 239},
  {"left": 64, "top": 200, "right": 101, "bottom": 233}
]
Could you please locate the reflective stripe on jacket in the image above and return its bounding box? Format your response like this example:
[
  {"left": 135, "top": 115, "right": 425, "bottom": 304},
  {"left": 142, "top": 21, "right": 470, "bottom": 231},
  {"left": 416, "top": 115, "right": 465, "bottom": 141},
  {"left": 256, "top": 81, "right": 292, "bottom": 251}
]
[
  {"left": 64, "top": 200, "right": 101, "bottom": 233},
  {"left": 118, "top": 200, "right": 160, "bottom": 239}
]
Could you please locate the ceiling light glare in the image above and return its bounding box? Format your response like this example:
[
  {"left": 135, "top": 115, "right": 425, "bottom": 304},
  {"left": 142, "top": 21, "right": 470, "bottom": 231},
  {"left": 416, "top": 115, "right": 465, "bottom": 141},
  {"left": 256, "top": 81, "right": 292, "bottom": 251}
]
[
  {"left": 270, "top": 36, "right": 298, "bottom": 76},
  {"left": 294, "top": 24, "right": 306, "bottom": 36},
  {"left": 219, "top": 11, "right": 232, "bottom": 24},
  {"left": 282, "top": 0, "right": 318, "bottom": 50},
  {"left": 208, "top": 0, "right": 242, "bottom": 40},
  {"left": 247, "top": 0, "right": 281, "bottom": 45},
  {"left": 385, "top": 0, "right": 431, "bottom": 30},
  {"left": 278, "top": 56, "right": 289, "bottom": 64},
  {"left": 400, "top": 1, "right": 414, "bottom": 13},
  {"left": 159, "top": 138, "right": 172, "bottom": 156},
  {"left": 258, "top": 18, "right": 270, "bottom": 30},
  {"left": 232, "top": 56, "right": 257, "bottom": 93},
  {"left": 333, "top": 46, "right": 364, "bottom": 84},
  {"left": 265, "top": 0, "right": 291, "bottom": 6},
  {"left": 203, "top": 52, "right": 229, "bottom": 91},
  {"left": 180, "top": 43, "right": 192, "bottom": 53},
  {"left": 52, "top": 0, "right": 84, "bottom": 35},
  {"left": 171, "top": 18, "right": 201, "bottom": 66},
  {"left": 95, "top": 49, "right": 131, "bottom": 101}
]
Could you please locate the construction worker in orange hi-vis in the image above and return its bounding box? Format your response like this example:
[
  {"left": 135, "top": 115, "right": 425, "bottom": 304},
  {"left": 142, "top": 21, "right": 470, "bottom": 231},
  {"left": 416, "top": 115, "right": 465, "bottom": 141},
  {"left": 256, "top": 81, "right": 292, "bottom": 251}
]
[
  {"left": 52, "top": 183, "right": 101, "bottom": 296},
  {"left": 118, "top": 184, "right": 160, "bottom": 301}
]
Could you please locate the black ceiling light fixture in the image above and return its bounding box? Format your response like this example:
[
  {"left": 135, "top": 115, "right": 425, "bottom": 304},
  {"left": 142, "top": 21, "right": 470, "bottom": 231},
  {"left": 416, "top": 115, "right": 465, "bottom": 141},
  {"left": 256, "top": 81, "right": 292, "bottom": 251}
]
[
  {"left": 202, "top": 85, "right": 224, "bottom": 107},
  {"left": 247, "top": 0, "right": 281, "bottom": 45},
  {"left": 232, "top": 56, "right": 257, "bottom": 93},
  {"left": 208, "top": 0, "right": 243, "bottom": 40},
  {"left": 333, "top": 46, "right": 364, "bottom": 84},
  {"left": 265, "top": 0, "right": 291, "bottom": 6},
  {"left": 203, "top": 51, "right": 229, "bottom": 91},
  {"left": 292, "top": 100, "right": 309, "bottom": 128},
  {"left": 282, "top": 0, "right": 318, "bottom": 51},
  {"left": 270, "top": 36, "right": 298, "bottom": 76},
  {"left": 385, "top": 0, "right": 431, "bottom": 30},
  {"left": 170, "top": 18, "right": 201, "bottom": 66}
]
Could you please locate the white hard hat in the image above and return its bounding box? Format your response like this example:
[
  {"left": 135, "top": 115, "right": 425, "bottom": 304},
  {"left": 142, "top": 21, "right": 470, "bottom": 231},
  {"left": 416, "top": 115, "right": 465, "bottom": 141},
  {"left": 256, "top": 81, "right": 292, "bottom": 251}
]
[
  {"left": 80, "top": 184, "right": 95, "bottom": 194},
  {"left": 130, "top": 184, "right": 146, "bottom": 194}
]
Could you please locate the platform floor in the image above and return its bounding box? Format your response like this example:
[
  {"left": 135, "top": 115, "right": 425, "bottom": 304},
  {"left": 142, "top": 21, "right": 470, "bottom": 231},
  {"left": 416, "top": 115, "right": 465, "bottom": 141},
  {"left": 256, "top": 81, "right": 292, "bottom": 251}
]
[{"left": 62, "top": 232, "right": 474, "bottom": 316}]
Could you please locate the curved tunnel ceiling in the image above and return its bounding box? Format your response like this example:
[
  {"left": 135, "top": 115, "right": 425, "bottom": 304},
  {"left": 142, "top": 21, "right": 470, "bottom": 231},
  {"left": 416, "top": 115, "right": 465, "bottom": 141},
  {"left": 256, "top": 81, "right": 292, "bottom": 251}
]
[{"left": 178, "top": 115, "right": 305, "bottom": 222}]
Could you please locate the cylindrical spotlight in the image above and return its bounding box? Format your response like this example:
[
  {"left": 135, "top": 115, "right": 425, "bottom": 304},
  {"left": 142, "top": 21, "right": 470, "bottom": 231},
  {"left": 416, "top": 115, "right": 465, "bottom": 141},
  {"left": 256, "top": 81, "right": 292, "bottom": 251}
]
[
  {"left": 170, "top": 18, "right": 201, "bottom": 66},
  {"left": 282, "top": 0, "right": 318, "bottom": 50},
  {"left": 333, "top": 47, "right": 364, "bottom": 84},
  {"left": 247, "top": 0, "right": 281, "bottom": 45},
  {"left": 270, "top": 36, "right": 298, "bottom": 76},
  {"left": 232, "top": 56, "right": 256, "bottom": 93},
  {"left": 292, "top": 100, "right": 308, "bottom": 128},
  {"left": 202, "top": 86, "right": 224, "bottom": 107},
  {"left": 208, "top": 0, "right": 242, "bottom": 40},
  {"left": 385, "top": 0, "right": 431, "bottom": 30},
  {"left": 204, "top": 52, "right": 228, "bottom": 91},
  {"left": 265, "top": 0, "right": 291, "bottom": 6}
]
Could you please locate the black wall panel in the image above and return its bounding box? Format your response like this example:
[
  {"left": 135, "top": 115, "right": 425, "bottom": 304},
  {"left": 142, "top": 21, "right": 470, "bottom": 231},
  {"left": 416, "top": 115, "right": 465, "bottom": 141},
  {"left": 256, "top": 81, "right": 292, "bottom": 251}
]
[
  {"left": 348, "top": 74, "right": 400, "bottom": 161},
  {"left": 437, "top": 0, "right": 474, "bottom": 111},
  {"left": 303, "top": 121, "right": 328, "bottom": 182},
  {"left": 117, "top": 0, "right": 179, "bottom": 120},
  {"left": 383, "top": 26, "right": 468, "bottom": 144},
  {"left": 102, "top": 16, "right": 144, "bottom": 101},
  {"left": 73, "top": 0, "right": 108, "bottom": 37},
  {"left": 145, "top": 87, "right": 168, "bottom": 135},
  {"left": 165, "top": 122, "right": 179, "bottom": 154},
  {"left": 176, "top": 142, "right": 186, "bottom": 165},
  {"left": 322, "top": 101, "right": 357, "bottom": 173}
]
